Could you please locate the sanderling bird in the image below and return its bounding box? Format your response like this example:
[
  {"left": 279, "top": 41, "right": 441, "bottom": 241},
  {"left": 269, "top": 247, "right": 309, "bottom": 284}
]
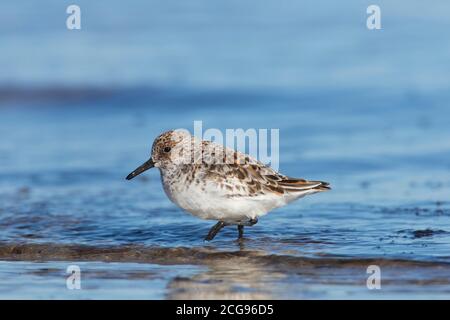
[{"left": 126, "top": 130, "right": 330, "bottom": 241}]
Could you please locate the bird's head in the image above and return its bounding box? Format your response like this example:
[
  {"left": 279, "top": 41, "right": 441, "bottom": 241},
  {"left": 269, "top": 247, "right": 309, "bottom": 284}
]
[{"left": 126, "top": 130, "right": 193, "bottom": 180}]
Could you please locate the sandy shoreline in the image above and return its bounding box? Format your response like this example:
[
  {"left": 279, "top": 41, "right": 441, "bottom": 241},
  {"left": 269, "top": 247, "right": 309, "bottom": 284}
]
[{"left": 1, "top": 242, "right": 450, "bottom": 268}]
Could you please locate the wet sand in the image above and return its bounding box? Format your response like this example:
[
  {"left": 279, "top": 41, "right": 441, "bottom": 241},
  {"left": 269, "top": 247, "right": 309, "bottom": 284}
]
[{"left": 1, "top": 242, "right": 450, "bottom": 299}]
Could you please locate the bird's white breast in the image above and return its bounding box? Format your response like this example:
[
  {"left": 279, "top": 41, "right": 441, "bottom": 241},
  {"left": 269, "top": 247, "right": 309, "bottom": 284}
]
[{"left": 160, "top": 169, "right": 289, "bottom": 223}]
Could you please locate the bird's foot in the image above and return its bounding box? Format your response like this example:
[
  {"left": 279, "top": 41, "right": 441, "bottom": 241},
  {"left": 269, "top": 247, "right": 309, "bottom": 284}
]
[{"left": 239, "top": 217, "right": 258, "bottom": 226}]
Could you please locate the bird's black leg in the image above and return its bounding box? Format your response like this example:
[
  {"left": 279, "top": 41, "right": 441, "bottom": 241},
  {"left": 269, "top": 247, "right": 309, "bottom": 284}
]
[
  {"left": 237, "top": 225, "right": 244, "bottom": 240},
  {"left": 205, "top": 221, "right": 226, "bottom": 241},
  {"left": 236, "top": 218, "right": 257, "bottom": 240}
]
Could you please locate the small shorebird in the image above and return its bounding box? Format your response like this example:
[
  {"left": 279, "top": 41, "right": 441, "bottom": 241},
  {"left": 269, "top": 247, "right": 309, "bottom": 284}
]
[{"left": 126, "top": 130, "right": 330, "bottom": 241}]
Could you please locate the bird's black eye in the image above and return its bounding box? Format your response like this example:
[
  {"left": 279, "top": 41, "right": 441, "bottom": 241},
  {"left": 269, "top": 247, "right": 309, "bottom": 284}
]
[{"left": 163, "top": 147, "right": 171, "bottom": 153}]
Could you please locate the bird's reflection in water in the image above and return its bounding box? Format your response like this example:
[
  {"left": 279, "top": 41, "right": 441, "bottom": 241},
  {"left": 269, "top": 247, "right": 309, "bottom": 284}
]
[
  {"left": 166, "top": 255, "right": 286, "bottom": 299},
  {"left": 166, "top": 242, "right": 286, "bottom": 299}
]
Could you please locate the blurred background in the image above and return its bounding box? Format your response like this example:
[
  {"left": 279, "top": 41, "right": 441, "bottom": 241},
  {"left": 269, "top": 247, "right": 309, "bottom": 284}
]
[{"left": 1, "top": 0, "right": 450, "bottom": 299}]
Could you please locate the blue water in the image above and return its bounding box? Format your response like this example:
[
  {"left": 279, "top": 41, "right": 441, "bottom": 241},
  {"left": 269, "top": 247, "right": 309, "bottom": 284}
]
[{"left": 1, "top": 0, "right": 450, "bottom": 299}]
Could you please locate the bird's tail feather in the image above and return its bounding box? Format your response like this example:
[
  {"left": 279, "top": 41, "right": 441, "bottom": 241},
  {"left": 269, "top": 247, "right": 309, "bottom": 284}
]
[{"left": 278, "top": 178, "right": 331, "bottom": 192}]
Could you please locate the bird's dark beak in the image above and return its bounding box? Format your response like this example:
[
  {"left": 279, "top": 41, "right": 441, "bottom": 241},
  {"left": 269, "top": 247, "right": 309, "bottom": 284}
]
[{"left": 126, "top": 159, "right": 155, "bottom": 180}]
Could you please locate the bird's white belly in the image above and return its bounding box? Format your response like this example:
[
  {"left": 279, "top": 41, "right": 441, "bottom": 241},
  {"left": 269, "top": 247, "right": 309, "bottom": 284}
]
[{"left": 163, "top": 182, "right": 287, "bottom": 223}]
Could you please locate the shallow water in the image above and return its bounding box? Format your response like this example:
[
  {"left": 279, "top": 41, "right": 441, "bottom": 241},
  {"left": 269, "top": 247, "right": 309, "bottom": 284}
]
[
  {"left": 1, "top": 0, "right": 450, "bottom": 299},
  {"left": 1, "top": 87, "right": 450, "bottom": 299}
]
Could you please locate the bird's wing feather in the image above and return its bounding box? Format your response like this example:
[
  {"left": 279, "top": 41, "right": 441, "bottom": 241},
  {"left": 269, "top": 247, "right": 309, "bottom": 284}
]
[{"left": 199, "top": 142, "right": 330, "bottom": 197}]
